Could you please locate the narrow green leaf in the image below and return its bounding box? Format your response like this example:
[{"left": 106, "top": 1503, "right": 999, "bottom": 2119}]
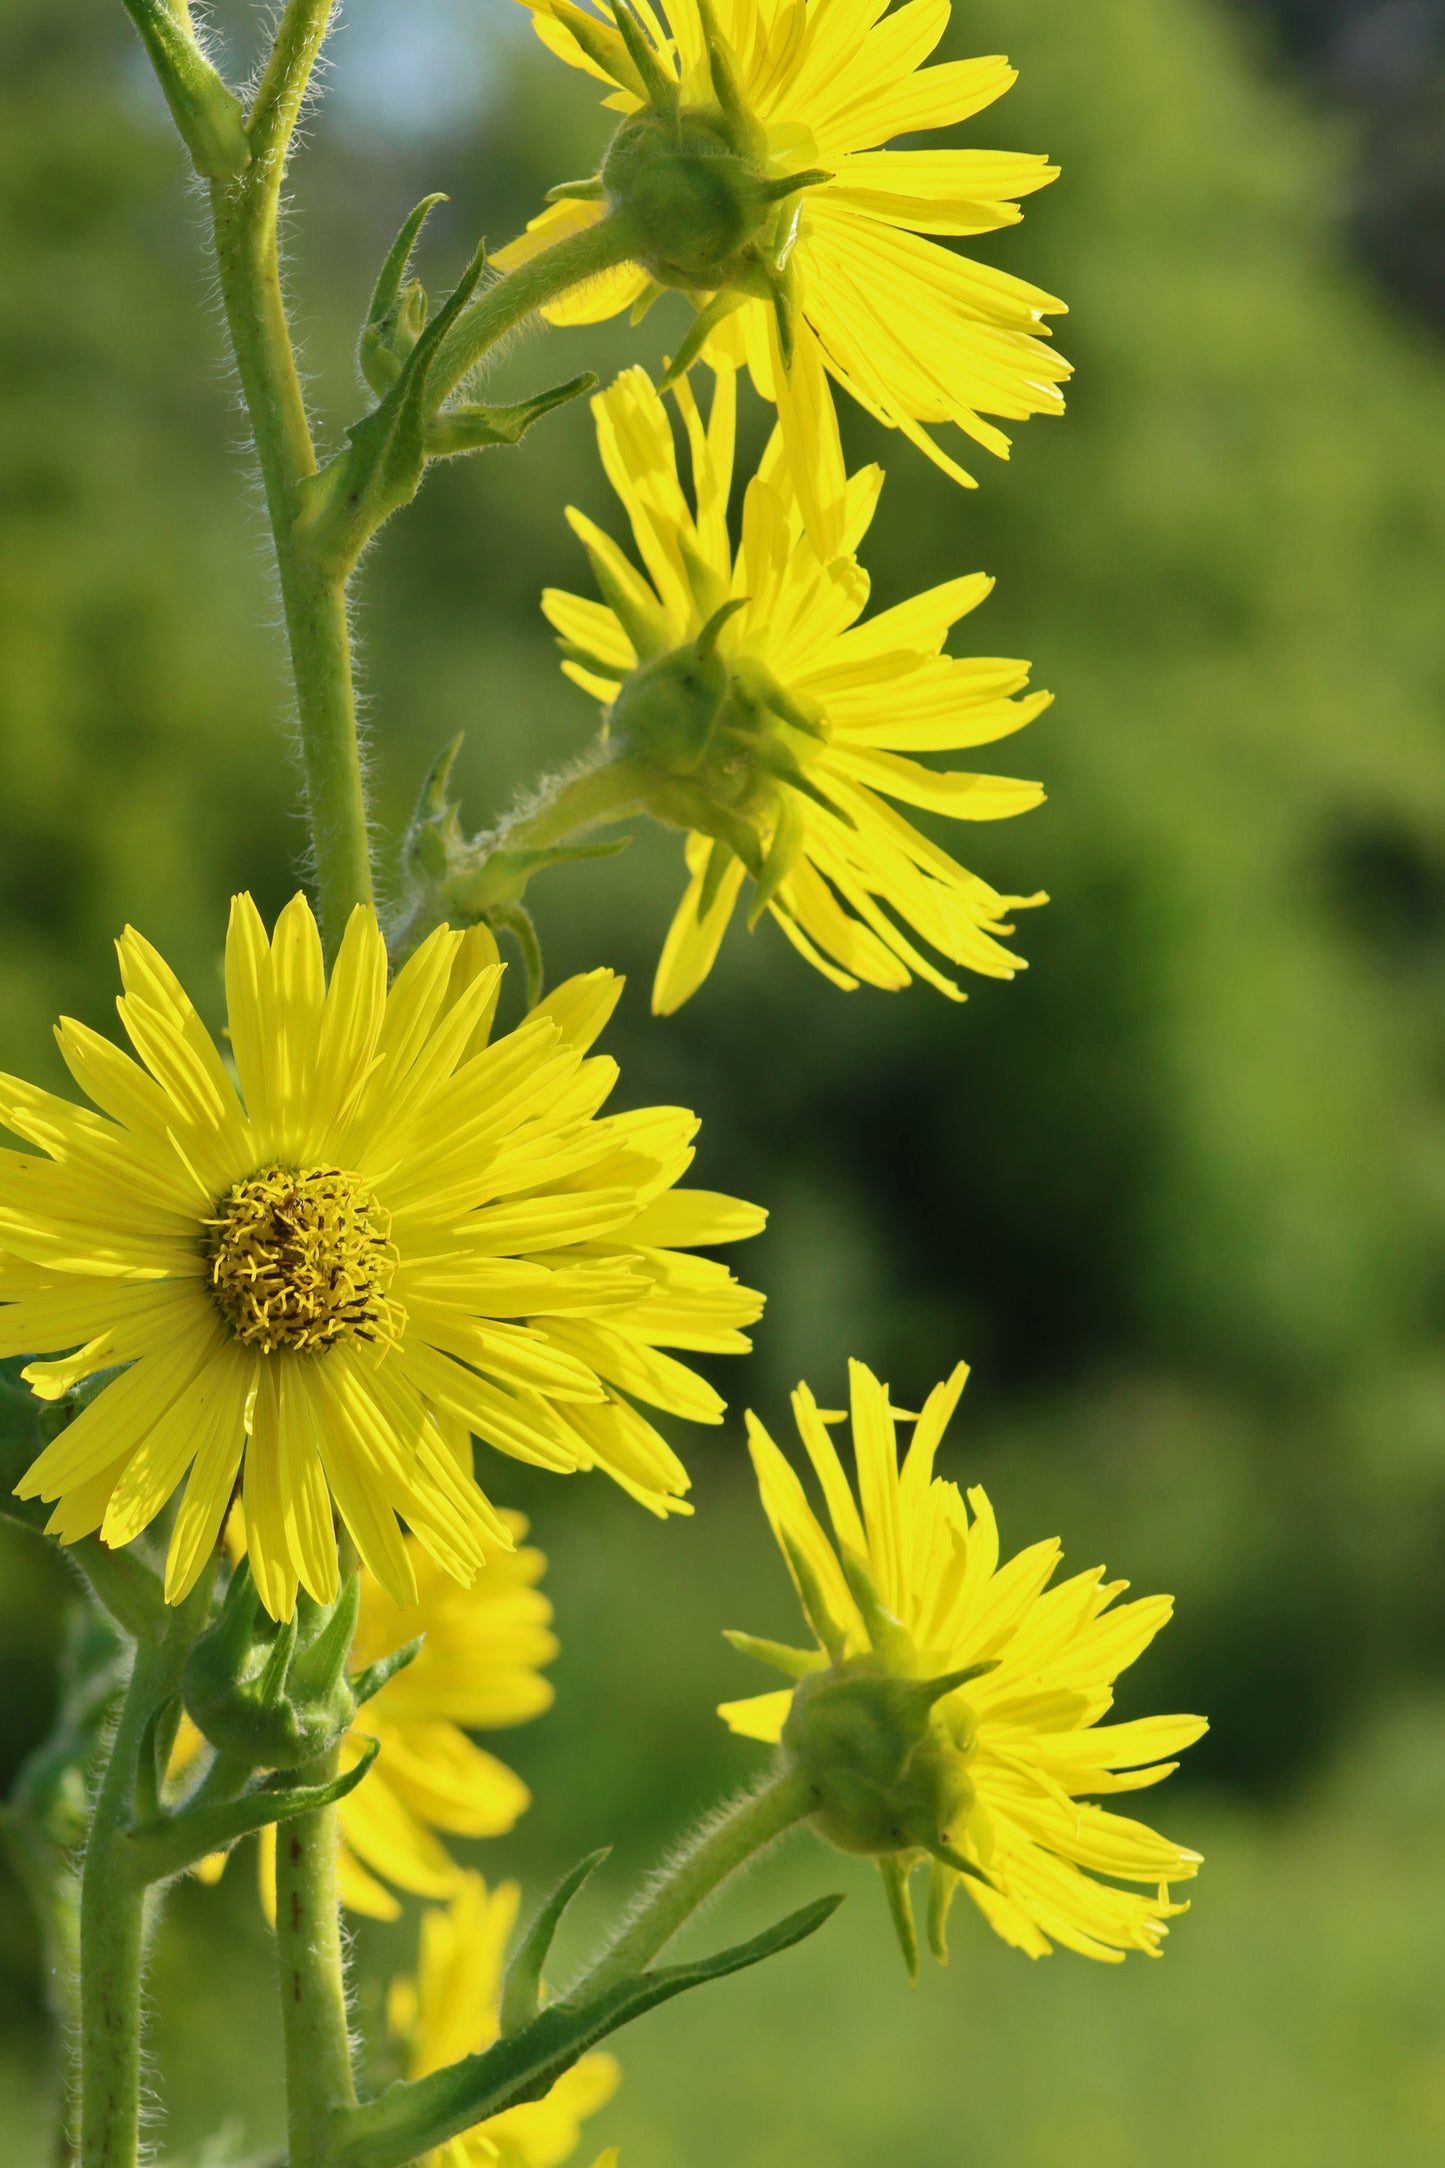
[
  {"left": 500, "top": 1847, "right": 611, "bottom": 2037},
  {"left": 490, "top": 903, "right": 544, "bottom": 1008},
  {"left": 878, "top": 1854, "right": 919, "bottom": 1986},
  {"left": 722, "top": 1629, "right": 826, "bottom": 1680},
  {"left": 779, "top": 1530, "right": 848, "bottom": 1663},
  {"left": 426, "top": 373, "right": 598, "bottom": 458},
  {"left": 122, "top": 1738, "right": 380, "bottom": 1886},
  {"left": 360, "top": 192, "right": 448, "bottom": 396},
  {"left": 350, "top": 1635, "right": 424, "bottom": 1709},
  {"left": 608, "top": 1, "right": 678, "bottom": 109},
  {"left": 134, "top": 1696, "right": 182, "bottom": 1827},
  {"left": 330, "top": 1893, "right": 844, "bottom": 2168}
]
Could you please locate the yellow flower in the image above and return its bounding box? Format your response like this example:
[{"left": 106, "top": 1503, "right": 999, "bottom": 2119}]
[
  {"left": 722, "top": 1359, "right": 1206, "bottom": 1963},
  {"left": 545, "top": 366, "right": 1046, "bottom": 1013},
  {"left": 2, "top": 895, "right": 765, "bottom": 1618},
  {"left": 503, "top": 0, "right": 1068, "bottom": 549},
  {"left": 388, "top": 1872, "right": 620, "bottom": 2168},
  {"left": 269, "top": 1524, "right": 557, "bottom": 1918}
]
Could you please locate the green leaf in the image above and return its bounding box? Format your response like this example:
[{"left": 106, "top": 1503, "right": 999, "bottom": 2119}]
[
  {"left": 295, "top": 237, "right": 490, "bottom": 577},
  {"left": 121, "top": 1738, "right": 380, "bottom": 1886},
  {"left": 722, "top": 1629, "right": 826, "bottom": 1680},
  {"left": 426, "top": 373, "right": 598, "bottom": 458},
  {"left": 500, "top": 1847, "right": 611, "bottom": 2038},
  {"left": 402, "top": 733, "right": 467, "bottom": 883},
  {"left": 490, "top": 903, "right": 544, "bottom": 1009},
  {"left": 608, "top": 1, "right": 678, "bottom": 110},
  {"left": 350, "top": 1635, "right": 424, "bottom": 1710},
  {"left": 359, "top": 193, "right": 448, "bottom": 397},
  {"left": 878, "top": 1854, "right": 919, "bottom": 1986},
  {"left": 329, "top": 1893, "right": 844, "bottom": 2168}
]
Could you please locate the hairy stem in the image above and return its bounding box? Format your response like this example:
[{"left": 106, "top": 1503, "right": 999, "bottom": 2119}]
[
  {"left": 273, "top": 1740, "right": 357, "bottom": 2168},
  {"left": 392, "top": 751, "right": 646, "bottom": 963},
  {"left": 576, "top": 1768, "right": 813, "bottom": 2001},
  {"left": 208, "top": 0, "right": 372, "bottom": 955},
  {"left": 78, "top": 1576, "right": 214, "bottom": 2168},
  {"left": 431, "top": 213, "right": 639, "bottom": 404}
]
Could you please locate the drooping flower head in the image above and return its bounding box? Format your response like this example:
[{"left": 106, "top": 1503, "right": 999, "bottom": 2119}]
[
  {"left": 388, "top": 1871, "right": 620, "bottom": 2168},
  {"left": 722, "top": 1359, "right": 1206, "bottom": 1966},
  {"left": 2, "top": 896, "right": 765, "bottom": 1617},
  {"left": 546, "top": 366, "right": 1047, "bottom": 1012},
  {"left": 503, "top": 0, "right": 1068, "bottom": 550}
]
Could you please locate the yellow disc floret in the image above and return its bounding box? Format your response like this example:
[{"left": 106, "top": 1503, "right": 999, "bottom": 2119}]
[{"left": 206, "top": 1165, "right": 400, "bottom": 1355}]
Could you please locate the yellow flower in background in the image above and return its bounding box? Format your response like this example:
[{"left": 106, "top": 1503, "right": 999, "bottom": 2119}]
[
  {"left": 268, "top": 1524, "right": 557, "bottom": 1918},
  {"left": 2, "top": 896, "right": 765, "bottom": 1619},
  {"left": 546, "top": 366, "right": 1047, "bottom": 1013},
  {"left": 504, "top": 0, "right": 1068, "bottom": 549},
  {"left": 389, "top": 1872, "right": 620, "bottom": 2168},
  {"left": 722, "top": 1359, "right": 1206, "bottom": 1963},
  {"left": 175, "top": 1522, "right": 558, "bottom": 1917}
]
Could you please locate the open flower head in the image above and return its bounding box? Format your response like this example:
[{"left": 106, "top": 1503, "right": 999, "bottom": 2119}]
[
  {"left": 389, "top": 1871, "right": 620, "bottom": 2168},
  {"left": 504, "top": 0, "right": 1068, "bottom": 549},
  {"left": 2, "top": 896, "right": 765, "bottom": 1618},
  {"left": 722, "top": 1359, "right": 1206, "bottom": 1965},
  {"left": 545, "top": 366, "right": 1046, "bottom": 1013}
]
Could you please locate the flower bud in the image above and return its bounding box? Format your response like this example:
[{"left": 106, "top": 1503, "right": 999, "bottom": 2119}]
[
  {"left": 609, "top": 618, "right": 733, "bottom": 778},
  {"left": 183, "top": 1561, "right": 360, "bottom": 1771},
  {"left": 781, "top": 1655, "right": 983, "bottom": 1863},
  {"left": 602, "top": 110, "right": 778, "bottom": 292}
]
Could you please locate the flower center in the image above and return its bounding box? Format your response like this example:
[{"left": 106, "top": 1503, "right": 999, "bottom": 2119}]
[{"left": 206, "top": 1166, "right": 400, "bottom": 1355}]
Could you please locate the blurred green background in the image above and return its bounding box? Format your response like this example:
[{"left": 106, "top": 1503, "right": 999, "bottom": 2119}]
[{"left": 4, "top": 0, "right": 1445, "bottom": 2159}]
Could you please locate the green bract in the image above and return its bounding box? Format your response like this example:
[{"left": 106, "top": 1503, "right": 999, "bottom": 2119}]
[
  {"left": 782, "top": 1649, "right": 994, "bottom": 1873},
  {"left": 183, "top": 1562, "right": 362, "bottom": 1771}
]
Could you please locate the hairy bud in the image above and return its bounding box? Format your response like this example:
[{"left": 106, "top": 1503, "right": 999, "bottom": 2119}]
[{"left": 183, "top": 1561, "right": 361, "bottom": 1771}]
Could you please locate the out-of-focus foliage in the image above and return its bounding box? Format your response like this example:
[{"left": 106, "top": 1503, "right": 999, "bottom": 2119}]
[
  {"left": 3, "top": 0, "right": 1445, "bottom": 2160},
  {"left": 1238, "top": 0, "right": 1445, "bottom": 327}
]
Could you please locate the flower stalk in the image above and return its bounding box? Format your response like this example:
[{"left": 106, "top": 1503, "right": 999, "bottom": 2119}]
[
  {"left": 274, "top": 1737, "right": 359, "bottom": 2168},
  {"left": 577, "top": 1766, "right": 813, "bottom": 2000},
  {"left": 77, "top": 1568, "right": 215, "bottom": 2168}
]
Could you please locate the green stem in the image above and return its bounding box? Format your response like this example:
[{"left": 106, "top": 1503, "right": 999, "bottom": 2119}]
[
  {"left": 500, "top": 756, "right": 649, "bottom": 856},
  {"left": 323, "top": 1769, "right": 814, "bottom": 2168},
  {"left": 273, "top": 1739, "right": 357, "bottom": 2168},
  {"left": 78, "top": 1575, "right": 214, "bottom": 2168},
  {"left": 206, "top": 0, "right": 373, "bottom": 954},
  {"left": 392, "top": 751, "right": 646, "bottom": 963},
  {"left": 431, "top": 213, "right": 639, "bottom": 404},
  {"left": 576, "top": 1769, "right": 812, "bottom": 2001}
]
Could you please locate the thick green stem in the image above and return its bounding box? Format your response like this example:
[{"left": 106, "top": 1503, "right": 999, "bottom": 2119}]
[
  {"left": 78, "top": 1574, "right": 214, "bottom": 2168},
  {"left": 206, "top": 0, "right": 372, "bottom": 953},
  {"left": 274, "top": 1741, "right": 357, "bottom": 2168},
  {"left": 576, "top": 1769, "right": 812, "bottom": 2001},
  {"left": 431, "top": 213, "right": 639, "bottom": 404}
]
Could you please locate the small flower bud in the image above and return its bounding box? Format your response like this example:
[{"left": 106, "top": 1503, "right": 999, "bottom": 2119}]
[
  {"left": 183, "top": 1561, "right": 361, "bottom": 1771},
  {"left": 608, "top": 604, "right": 737, "bottom": 776},
  {"left": 782, "top": 1654, "right": 986, "bottom": 1865},
  {"left": 602, "top": 111, "right": 772, "bottom": 292}
]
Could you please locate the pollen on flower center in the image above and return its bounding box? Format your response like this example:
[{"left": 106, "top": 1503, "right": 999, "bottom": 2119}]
[{"left": 206, "top": 1165, "right": 400, "bottom": 1355}]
